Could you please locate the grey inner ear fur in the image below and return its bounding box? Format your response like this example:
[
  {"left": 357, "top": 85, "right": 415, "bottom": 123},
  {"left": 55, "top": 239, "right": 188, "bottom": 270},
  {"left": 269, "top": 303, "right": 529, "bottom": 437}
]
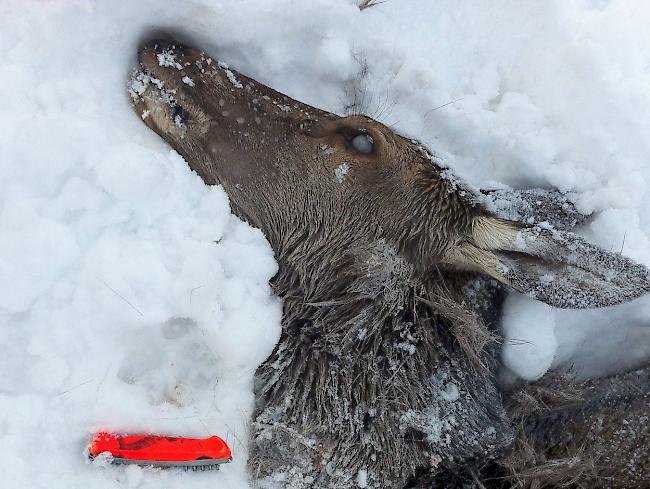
[
  {"left": 496, "top": 225, "right": 650, "bottom": 308},
  {"left": 481, "top": 188, "right": 589, "bottom": 232}
]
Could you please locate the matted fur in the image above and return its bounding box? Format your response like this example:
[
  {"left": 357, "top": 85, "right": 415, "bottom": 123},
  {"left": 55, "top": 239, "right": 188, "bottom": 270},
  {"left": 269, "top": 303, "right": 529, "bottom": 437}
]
[
  {"left": 503, "top": 368, "right": 650, "bottom": 489},
  {"left": 250, "top": 239, "right": 512, "bottom": 487}
]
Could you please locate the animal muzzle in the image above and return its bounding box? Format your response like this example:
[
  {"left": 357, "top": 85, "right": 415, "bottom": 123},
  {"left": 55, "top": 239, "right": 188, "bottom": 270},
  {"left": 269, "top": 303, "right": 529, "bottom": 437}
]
[
  {"left": 131, "top": 37, "right": 331, "bottom": 146},
  {"left": 129, "top": 37, "right": 336, "bottom": 232},
  {"left": 130, "top": 39, "right": 213, "bottom": 143}
]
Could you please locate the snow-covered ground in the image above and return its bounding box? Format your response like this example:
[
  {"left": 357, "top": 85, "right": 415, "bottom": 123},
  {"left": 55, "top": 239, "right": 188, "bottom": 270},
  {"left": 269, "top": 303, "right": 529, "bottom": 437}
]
[{"left": 1, "top": 1, "right": 649, "bottom": 487}]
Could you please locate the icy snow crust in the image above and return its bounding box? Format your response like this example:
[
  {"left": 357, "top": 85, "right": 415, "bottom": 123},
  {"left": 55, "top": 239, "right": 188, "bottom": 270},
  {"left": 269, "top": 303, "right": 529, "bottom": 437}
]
[{"left": 2, "top": 1, "right": 650, "bottom": 488}]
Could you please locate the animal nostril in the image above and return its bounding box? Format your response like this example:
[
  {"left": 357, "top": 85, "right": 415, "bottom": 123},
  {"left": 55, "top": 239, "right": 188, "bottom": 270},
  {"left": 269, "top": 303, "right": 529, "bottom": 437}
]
[
  {"left": 172, "top": 104, "right": 184, "bottom": 123},
  {"left": 150, "top": 38, "right": 176, "bottom": 53}
]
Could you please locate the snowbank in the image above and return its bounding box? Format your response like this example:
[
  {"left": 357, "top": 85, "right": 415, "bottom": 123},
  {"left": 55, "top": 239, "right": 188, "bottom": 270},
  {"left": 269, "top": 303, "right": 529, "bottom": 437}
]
[{"left": 1, "top": 1, "right": 650, "bottom": 487}]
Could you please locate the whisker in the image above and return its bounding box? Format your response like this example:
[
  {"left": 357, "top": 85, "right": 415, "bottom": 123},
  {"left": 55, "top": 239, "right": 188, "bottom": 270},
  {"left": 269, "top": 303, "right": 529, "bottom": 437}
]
[{"left": 424, "top": 97, "right": 464, "bottom": 118}]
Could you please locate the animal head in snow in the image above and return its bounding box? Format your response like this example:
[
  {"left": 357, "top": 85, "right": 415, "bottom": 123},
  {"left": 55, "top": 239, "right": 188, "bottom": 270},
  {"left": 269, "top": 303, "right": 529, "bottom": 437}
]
[
  {"left": 131, "top": 39, "right": 650, "bottom": 309},
  {"left": 130, "top": 38, "right": 650, "bottom": 489}
]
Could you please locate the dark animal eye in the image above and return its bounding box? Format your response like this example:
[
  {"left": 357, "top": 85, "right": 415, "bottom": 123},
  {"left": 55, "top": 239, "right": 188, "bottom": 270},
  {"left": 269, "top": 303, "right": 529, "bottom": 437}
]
[{"left": 350, "top": 133, "right": 374, "bottom": 154}]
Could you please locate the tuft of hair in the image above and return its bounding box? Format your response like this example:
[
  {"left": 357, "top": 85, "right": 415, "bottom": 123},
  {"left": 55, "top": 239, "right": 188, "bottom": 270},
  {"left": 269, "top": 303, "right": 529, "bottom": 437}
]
[
  {"left": 503, "top": 432, "right": 599, "bottom": 489},
  {"left": 501, "top": 368, "right": 650, "bottom": 488},
  {"left": 418, "top": 281, "right": 497, "bottom": 372},
  {"left": 505, "top": 371, "right": 585, "bottom": 418},
  {"left": 358, "top": 0, "right": 386, "bottom": 11}
]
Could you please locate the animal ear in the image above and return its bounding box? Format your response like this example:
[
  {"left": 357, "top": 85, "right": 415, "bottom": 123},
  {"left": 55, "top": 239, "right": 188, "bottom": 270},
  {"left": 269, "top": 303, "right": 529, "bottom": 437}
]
[{"left": 444, "top": 216, "right": 650, "bottom": 308}]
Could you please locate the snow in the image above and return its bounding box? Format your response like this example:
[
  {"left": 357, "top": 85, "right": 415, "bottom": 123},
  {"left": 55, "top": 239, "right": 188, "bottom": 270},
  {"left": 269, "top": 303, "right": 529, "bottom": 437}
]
[
  {"left": 218, "top": 62, "right": 244, "bottom": 89},
  {"left": 156, "top": 51, "right": 182, "bottom": 70},
  {"left": 356, "top": 468, "right": 368, "bottom": 488},
  {"left": 334, "top": 162, "right": 350, "bottom": 183},
  {"left": 501, "top": 295, "right": 557, "bottom": 381},
  {"left": 1, "top": 1, "right": 650, "bottom": 488},
  {"left": 440, "top": 383, "right": 460, "bottom": 403}
]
